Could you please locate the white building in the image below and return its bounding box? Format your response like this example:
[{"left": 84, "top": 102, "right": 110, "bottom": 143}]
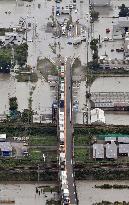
[
  {"left": 0, "top": 134, "right": 6, "bottom": 142},
  {"left": 113, "top": 17, "right": 129, "bottom": 40},
  {"left": 91, "top": 0, "right": 111, "bottom": 6},
  {"left": 93, "top": 144, "right": 104, "bottom": 159},
  {"left": 124, "top": 32, "right": 129, "bottom": 58},
  {"left": 106, "top": 142, "right": 117, "bottom": 159},
  {"left": 91, "top": 108, "right": 105, "bottom": 124}
]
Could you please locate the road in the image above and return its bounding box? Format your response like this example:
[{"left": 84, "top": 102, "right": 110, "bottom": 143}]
[{"left": 65, "top": 58, "right": 78, "bottom": 205}]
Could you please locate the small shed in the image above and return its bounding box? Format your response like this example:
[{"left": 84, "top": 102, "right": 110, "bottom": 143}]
[{"left": 0, "top": 134, "right": 6, "bottom": 142}]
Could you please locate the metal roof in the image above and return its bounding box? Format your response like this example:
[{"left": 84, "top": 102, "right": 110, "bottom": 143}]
[
  {"left": 118, "top": 137, "right": 129, "bottom": 143},
  {"left": 106, "top": 142, "right": 117, "bottom": 159},
  {"left": 93, "top": 144, "right": 104, "bottom": 159},
  {"left": 0, "top": 142, "right": 12, "bottom": 152},
  {"left": 119, "top": 144, "right": 129, "bottom": 156}
]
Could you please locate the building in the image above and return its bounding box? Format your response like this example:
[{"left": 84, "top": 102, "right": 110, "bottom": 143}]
[
  {"left": 33, "top": 114, "right": 52, "bottom": 123},
  {"left": 118, "top": 137, "right": 129, "bottom": 143},
  {"left": 91, "top": 108, "right": 105, "bottom": 124},
  {"left": 33, "top": 114, "right": 40, "bottom": 123},
  {"left": 119, "top": 144, "right": 129, "bottom": 156},
  {"left": 91, "top": 0, "right": 111, "bottom": 6},
  {"left": 106, "top": 142, "right": 117, "bottom": 159},
  {"left": 113, "top": 17, "right": 129, "bottom": 40},
  {"left": 105, "top": 136, "right": 116, "bottom": 142},
  {"left": 0, "top": 142, "right": 12, "bottom": 157},
  {"left": 0, "top": 134, "right": 6, "bottom": 142},
  {"left": 124, "top": 32, "right": 129, "bottom": 58},
  {"left": 93, "top": 144, "right": 104, "bottom": 159}
]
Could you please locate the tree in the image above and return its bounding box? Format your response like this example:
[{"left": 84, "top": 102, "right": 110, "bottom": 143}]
[
  {"left": 9, "top": 97, "right": 18, "bottom": 111},
  {"left": 21, "top": 109, "right": 33, "bottom": 123},
  {"left": 14, "top": 43, "right": 28, "bottom": 67},
  {"left": 91, "top": 10, "right": 99, "bottom": 22},
  {"left": 0, "top": 49, "right": 11, "bottom": 72},
  {"left": 119, "top": 4, "right": 129, "bottom": 17}
]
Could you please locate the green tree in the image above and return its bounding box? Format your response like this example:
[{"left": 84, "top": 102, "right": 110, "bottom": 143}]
[
  {"left": 9, "top": 97, "right": 18, "bottom": 111},
  {"left": 21, "top": 109, "right": 33, "bottom": 123},
  {"left": 14, "top": 43, "right": 28, "bottom": 67},
  {"left": 91, "top": 10, "right": 99, "bottom": 22},
  {"left": 0, "top": 49, "right": 11, "bottom": 71},
  {"left": 119, "top": 4, "right": 129, "bottom": 17}
]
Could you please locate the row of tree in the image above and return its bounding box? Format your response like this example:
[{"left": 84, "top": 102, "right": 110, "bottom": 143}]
[
  {"left": 0, "top": 43, "right": 28, "bottom": 72},
  {"left": 9, "top": 97, "right": 33, "bottom": 123}
]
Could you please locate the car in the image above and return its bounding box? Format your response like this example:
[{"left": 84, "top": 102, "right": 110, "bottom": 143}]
[
  {"left": 67, "top": 41, "right": 72, "bottom": 45},
  {"left": 104, "top": 37, "right": 109, "bottom": 41},
  {"left": 28, "top": 39, "right": 33, "bottom": 42}
]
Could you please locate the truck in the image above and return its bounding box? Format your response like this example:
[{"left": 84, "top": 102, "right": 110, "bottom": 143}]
[
  {"left": 63, "top": 188, "right": 70, "bottom": 204},
  {"left": 60, "top": 132, "right": 64, "bottom": 144}
]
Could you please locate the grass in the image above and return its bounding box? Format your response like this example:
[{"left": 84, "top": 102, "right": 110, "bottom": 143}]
[
  {"left": 16, "top": 72, "right": 38, "bottom": 82},
  {"left": 29, "top": 149, "right": 42, "bottom": 160},
  {"left": 74, "top": 135, "right": 93, "bottom": 145},
  {"left": 74, "top": 148, "right": 90, "bottom": 162},
  {"left": 29, "top": 135, "right": 57, "bottom": 146},
  {"left": 37, "top": 58, "right": 58, "bottom": 80}
]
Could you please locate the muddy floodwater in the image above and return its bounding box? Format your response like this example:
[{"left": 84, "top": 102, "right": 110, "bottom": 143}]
[
  {"left": 77, "top": 180, "right": 129, "bottom": 205},
  {"left": 0, "top": 183, "right": 57, "bottom": 205},
  {"left": 1, "top": 181, "right": 129, "bottom": 205}
]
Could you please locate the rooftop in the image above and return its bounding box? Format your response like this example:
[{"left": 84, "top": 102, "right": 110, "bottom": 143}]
[
  {"left": 106, "top": 142, "right": 117, "bottom": 159},
  {"left": 93, "top": 144, "right": 104, "bottom": 159}
]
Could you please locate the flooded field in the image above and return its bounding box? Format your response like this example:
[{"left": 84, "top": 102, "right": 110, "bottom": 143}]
[
  {"left": 1, "top": 181, "right": 129, "bottom": 205},
  {"left": 0, "top": 183, "right": 57, "bottom": 205},
  {"left": 77, "top": 180, "right": 129, "bottom": 205},
  {"left": 0, "top": 74, "right": 53, "bottom": 115},
  {"left": 75, "top": 77, "right": 129, "bottom": 125}
]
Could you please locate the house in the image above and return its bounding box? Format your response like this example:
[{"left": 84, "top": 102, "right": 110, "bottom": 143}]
[
  {"left": 0, "top": 134, "right": 6, "bottom": 142},
  {"left": 93, "top": 144, "right": 104, "bottom": 159},
  {"left": 91, "top": 108, "right": 105, "bottom": 124},
  {"left": 106, "top": 142, "right": 117, "bottom": 159},
  {"left": 119, "top": 144, "right": 129, "bottom": 156},
  {"left": 118, "top": 137, "right": 129, "bottom": 144},
  {"left": 0, "top": 142, "right": 12, "bottom": 157},
  {"left": 33, "top": 114, "right": 40, "bottom": 123},
  {"left": 105, "top": 136, "right": 116, "bottom": 142}
]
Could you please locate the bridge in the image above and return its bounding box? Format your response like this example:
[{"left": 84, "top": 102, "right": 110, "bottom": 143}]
[{"left": 58, "top": 58, "right": 78, "bottom": 205}]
